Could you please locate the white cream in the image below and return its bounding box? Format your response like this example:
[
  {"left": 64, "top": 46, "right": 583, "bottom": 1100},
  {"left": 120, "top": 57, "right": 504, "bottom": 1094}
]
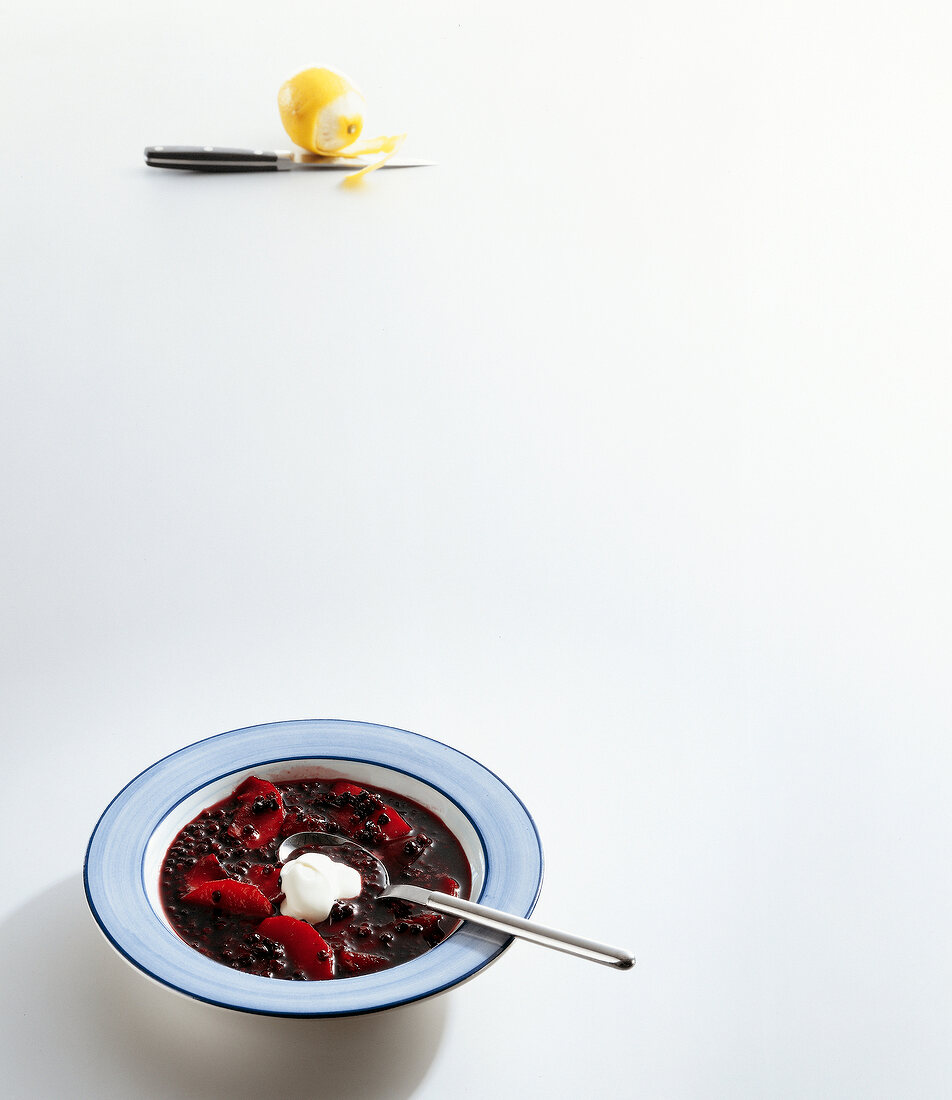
[{"left": 279, "top": 852, "right": 362, "bottom": 924}]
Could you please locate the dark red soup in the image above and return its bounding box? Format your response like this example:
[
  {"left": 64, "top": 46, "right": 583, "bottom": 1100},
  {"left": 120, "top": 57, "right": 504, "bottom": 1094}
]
[{"left": 160, "top": 774, "right": 472, "bottom": 980}]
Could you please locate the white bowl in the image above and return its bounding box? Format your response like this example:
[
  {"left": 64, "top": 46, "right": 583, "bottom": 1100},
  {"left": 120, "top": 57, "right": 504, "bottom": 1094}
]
[{"left": 85, "top": 719, "right": 544, "bottom": 1017}]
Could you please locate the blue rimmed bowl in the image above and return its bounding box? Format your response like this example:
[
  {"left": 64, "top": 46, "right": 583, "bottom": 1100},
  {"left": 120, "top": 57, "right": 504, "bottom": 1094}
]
[{"left": 84, "top": 719, "right": 544, "bottom": 1017}]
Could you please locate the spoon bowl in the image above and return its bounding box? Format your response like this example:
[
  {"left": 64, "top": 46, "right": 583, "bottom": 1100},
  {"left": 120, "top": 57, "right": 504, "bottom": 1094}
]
[{"left": 279, "top": 831, "right": 389, "bottom": 890}]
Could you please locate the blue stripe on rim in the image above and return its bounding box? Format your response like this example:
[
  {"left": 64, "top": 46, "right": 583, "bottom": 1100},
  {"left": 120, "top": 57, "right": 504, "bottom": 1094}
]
[{"left": 84, "top": 719, "right": 544, "bottom": 1017}]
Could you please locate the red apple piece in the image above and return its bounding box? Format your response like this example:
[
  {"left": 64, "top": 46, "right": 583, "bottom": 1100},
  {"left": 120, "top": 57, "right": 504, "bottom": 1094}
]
[
  {"left": 184, "top": 853, "right": 227, "bottom": 888},
  {"left": 244, "top": 863, "right": 282, "bottom": 900},
  {"left": 337, "top": 948, "right": 390, "bottom": 975},
  {"left": 331, "top": 780, "right": 365, "bottom": 799},
  {"left": 330, "top": 781, "right": 410, "bottom": 841},
  {"left": 226, "top": 776, "right": 285, "bottom": 850},
  {"left": 181, "top": 879, "right": 273, "bottom": 918},
  {"left": 258, "top": 915, "right": 334, "bottom": 980},
  {"left": 435, "top": 875, "right": 461, "bottom": 897},
  {"left": 369, "top": 805, "right": 411, "bottom": 840}
]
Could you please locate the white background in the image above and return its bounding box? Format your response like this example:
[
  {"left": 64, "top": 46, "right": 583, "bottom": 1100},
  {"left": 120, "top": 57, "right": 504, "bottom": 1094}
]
[{"left": 2, "top": 1, "right": 951, "bottom": 1096}]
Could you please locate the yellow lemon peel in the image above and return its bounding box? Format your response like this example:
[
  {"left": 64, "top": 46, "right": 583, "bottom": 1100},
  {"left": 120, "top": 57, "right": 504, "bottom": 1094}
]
[
  {"left": 341, "top": 135, "right": 406, "bottom": 184},
  {"left": 277, "top": 67, "right": 405, "bottom": 179}
]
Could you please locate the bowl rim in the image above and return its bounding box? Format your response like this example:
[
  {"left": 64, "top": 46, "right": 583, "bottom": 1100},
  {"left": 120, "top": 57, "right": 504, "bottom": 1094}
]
[{"left": 84, "top": 719, "right": 544, "bottom": 1016}]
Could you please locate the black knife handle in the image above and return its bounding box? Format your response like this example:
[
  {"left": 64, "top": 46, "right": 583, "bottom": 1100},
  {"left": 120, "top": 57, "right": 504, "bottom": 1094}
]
[{"left": 144, "top": 146, "right": 282, "bottom": 172}]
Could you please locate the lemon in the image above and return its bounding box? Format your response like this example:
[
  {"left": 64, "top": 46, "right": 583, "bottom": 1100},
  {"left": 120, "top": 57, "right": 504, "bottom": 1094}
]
[
  {"left": 278, "top": 67, "right": 366, "bottom": 154},
  {"left": 277, "top": 66, "right": 405, "bottom": 179}
]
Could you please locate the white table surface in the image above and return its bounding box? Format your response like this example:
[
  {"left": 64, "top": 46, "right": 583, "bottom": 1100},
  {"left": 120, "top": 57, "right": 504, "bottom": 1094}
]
[{"left": 2, "top": 2, "right": 951, "bottom": 1096}]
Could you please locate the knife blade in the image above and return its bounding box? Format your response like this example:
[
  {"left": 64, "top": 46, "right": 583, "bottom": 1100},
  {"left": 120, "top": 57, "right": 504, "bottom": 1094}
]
[{"left": 145, "top": 146, "right": 433, "bottom": 172}]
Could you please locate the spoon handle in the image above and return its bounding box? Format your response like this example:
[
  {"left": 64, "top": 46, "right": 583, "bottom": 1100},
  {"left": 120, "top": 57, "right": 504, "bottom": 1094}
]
[{"left": 418, "top": 890, "right": 634, "bottom": 969}]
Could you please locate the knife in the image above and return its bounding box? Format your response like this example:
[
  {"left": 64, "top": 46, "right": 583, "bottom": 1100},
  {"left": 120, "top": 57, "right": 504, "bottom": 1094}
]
[{"left": 145, "top": 146, "right": 433, "bottom": 172}]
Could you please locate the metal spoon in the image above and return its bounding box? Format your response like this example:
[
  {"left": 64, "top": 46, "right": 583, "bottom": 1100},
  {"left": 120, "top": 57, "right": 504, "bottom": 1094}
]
[{"left": 278, "top": 831, "right": 634, "bottom": 970}]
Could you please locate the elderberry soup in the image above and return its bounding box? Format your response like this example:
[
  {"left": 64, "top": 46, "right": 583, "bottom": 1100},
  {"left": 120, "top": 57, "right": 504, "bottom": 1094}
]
[{"left": 159, "top": 774, "right": 472, "bottom": 980}]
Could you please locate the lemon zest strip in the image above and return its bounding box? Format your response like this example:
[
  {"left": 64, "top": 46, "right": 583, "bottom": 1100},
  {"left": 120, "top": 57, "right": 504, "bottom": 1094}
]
[{"left": 340, "top": 135, "right": 406, "bottom": 184}]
